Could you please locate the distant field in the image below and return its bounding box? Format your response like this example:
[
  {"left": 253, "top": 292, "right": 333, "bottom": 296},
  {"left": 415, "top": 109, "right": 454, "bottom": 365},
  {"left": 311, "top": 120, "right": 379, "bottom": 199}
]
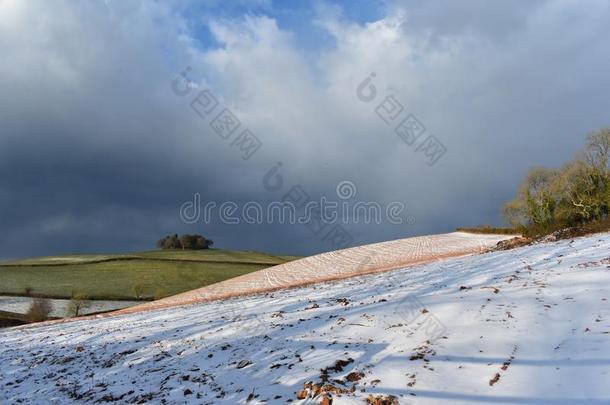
[{"left": 0, "top": 249, "right": 300, "bottom": 300}]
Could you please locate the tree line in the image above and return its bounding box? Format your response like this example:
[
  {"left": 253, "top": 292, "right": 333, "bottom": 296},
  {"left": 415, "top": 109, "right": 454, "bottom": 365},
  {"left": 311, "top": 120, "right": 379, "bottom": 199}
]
[
  {"left": 503, "top": 128, "right": 610, "bottom": 236},
  {"left": 156, "top": 234, "right": 214, "bottom": 250}
]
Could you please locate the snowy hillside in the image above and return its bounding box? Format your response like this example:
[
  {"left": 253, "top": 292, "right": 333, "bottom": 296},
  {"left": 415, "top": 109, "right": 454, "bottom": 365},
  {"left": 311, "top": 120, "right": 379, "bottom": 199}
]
[
  {"left": 113, "top": 232, "right": 509, "bottom": 316},
  {"left": 2, "top": 233, "right": 610, "bottom": 404}
]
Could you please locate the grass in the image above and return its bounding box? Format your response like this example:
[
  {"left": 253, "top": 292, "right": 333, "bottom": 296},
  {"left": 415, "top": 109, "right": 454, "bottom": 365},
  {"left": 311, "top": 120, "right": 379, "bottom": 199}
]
[
  {"left": 0, "top": 249, "right": 300, "bottom": 300},
  {"left": 135, "top": 249, "right": 291, "bottom": 264},
  {"left": 456, "top": 226, "right": 521, "bottom": 235}
]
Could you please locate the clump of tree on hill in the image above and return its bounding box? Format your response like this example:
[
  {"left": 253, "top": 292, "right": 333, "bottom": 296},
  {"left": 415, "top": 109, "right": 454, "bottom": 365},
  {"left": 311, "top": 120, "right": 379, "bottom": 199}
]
[
  {"left": 503, "top": 128, "right": 610, "bottom": 237},
  {"left": 156, "top": 234, "right": 214, "bottom": 250}
]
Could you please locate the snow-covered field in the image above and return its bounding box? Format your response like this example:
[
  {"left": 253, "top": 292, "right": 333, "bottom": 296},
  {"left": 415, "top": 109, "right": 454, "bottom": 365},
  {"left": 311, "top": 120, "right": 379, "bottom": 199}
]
[
  {"left": 0, "top": 296, "right": 141, "bottom": 318},
  {"left": 2, "top": 233, "right": 610, "bottom": 404}
]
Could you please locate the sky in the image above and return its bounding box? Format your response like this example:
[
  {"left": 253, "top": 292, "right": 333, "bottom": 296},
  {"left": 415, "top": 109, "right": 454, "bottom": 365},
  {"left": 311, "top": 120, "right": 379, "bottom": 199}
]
[{"left": 1, "top": 0, "right": 610, "bottom": 259}]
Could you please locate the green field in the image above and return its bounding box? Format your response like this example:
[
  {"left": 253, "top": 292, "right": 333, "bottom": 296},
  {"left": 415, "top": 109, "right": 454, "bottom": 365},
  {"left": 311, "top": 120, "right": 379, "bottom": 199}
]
[{"left": 0, "top": 249, "right": 300, "bottom": 300}]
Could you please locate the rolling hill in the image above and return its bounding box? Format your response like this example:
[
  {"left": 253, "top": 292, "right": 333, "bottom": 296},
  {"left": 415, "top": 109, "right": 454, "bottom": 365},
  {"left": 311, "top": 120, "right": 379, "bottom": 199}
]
[{"left": 0, "top": 249, "right": 299, "bottom": 300}]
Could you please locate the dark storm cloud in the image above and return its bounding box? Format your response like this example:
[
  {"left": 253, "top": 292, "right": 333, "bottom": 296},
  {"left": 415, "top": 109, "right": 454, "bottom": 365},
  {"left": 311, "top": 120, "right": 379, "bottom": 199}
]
[{"left": 1, "top": 0, "right": 610, "bottom": 259}]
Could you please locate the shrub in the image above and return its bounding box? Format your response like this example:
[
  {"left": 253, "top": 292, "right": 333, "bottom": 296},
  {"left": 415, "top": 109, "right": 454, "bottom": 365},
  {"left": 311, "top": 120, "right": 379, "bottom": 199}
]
[
  {"left": 133, "top": 283, "right": 146, "bottom": 299},
  {"left": 154, "top": 287, "right": 167, "bottom": 300},
  {"left": 26, "top": 298, "right": 53, "bottom": 322}
]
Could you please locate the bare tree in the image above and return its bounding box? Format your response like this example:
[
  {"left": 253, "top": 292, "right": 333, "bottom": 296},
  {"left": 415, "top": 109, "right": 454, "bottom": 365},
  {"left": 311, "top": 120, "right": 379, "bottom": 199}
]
[
  {"left": 586, "top": 128, "right": 610, "bottom": 172},
  {"left": 26, "top": 298, "right": 53, "bottom": 322},
  {"left": 69, "top": 293, "right": 90, "bottom": 317}
]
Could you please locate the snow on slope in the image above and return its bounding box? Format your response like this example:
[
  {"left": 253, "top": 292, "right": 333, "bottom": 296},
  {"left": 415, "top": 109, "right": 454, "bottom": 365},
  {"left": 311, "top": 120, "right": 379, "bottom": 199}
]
[
  {"left": 2, "top": 234, "right": 610, "bottom": 404},
  {"left": 112, "top": 232, "right": 510, "bottom": 316}
]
